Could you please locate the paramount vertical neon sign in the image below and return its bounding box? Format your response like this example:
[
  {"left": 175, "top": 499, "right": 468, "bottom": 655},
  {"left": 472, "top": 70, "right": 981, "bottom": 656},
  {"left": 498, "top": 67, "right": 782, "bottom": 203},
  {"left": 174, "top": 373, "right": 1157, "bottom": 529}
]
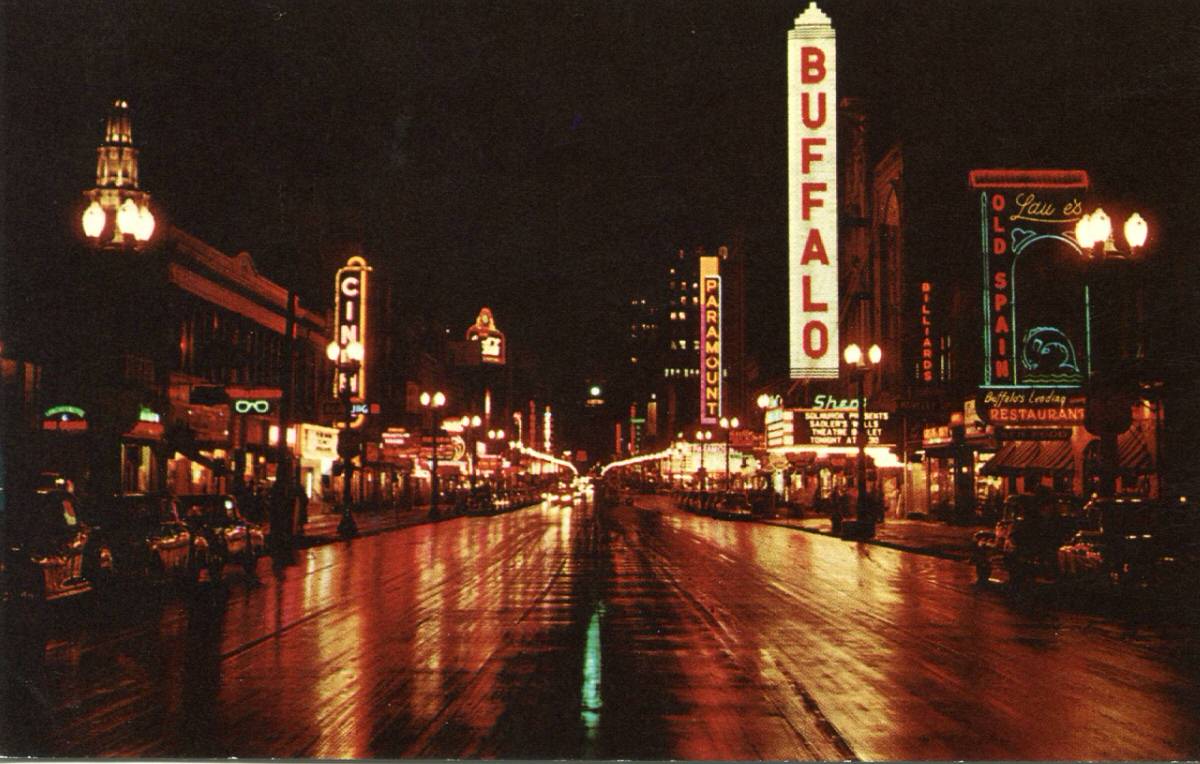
[
  {"left": 788, "top": 2, "right": 838, "bottom": 379},
  {"left": 700, "top": 273, "right": 722, "bottom": 424}
]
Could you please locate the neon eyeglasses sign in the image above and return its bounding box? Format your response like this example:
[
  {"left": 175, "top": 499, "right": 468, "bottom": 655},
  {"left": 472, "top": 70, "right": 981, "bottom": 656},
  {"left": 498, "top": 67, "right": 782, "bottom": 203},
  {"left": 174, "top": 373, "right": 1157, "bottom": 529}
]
[{"left": 233, "top": 399, "right": 271, "bottom": 414}]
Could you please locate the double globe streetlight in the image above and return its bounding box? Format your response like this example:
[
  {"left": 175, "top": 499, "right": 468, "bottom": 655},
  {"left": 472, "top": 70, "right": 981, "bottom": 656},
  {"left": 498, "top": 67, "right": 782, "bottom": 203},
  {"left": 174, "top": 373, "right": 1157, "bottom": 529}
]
[
  {"left": 460, "top": 415, "right": 483, "bottom": 491},
  {"left": 843, "top": 342, "right": 882, "bottom": 534},
  {"left": 1074, "top": 207, "right": 1150, "bottom": 498},
  {"left": 419, "top": 391, "right": 446, "bottom": 519},
  {"left": 718, "top": 416, "right": 740, "bottom": 489},
  {"left": 326, "top": 340, "right": 365, "bottom": 537}
]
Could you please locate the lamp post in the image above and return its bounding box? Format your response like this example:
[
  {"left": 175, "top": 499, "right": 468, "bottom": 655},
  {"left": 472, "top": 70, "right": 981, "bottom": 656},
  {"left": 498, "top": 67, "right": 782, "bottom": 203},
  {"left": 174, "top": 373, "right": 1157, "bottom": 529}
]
[
  {"left": 327, "top": 340, "right": 364, "bottom": 538},
  {"left": 461, "top": 415, "right": 482, "bottom": 490},
  {"left": 1074, "top": 207, "right": 1149, "bottom": 498},
  {"left": 844, "top": 342, "right": 882, "bottom": 535},
  {"left": 694, "top": 429, "right": 713, "bottom": 489},
  {"left": 718, "top": 416, "right": 740, "bottom": 490},
  {"left": 420, "top": 391, "right": 446, "bottom": 519}
]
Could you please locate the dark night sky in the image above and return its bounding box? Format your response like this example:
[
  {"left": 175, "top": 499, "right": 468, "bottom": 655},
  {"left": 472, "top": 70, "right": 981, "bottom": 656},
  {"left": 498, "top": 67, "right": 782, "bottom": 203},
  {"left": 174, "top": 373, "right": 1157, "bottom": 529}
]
[{"left": 5, "top": 1, "right": 1199, "bottom": 407}]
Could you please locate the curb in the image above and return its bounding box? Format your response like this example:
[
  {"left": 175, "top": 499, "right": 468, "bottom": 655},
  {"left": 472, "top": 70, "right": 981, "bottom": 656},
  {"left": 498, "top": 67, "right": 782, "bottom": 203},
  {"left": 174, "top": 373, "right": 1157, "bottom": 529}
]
[{"left": 758, "top": 519, "right": 971, "bottom": 562}]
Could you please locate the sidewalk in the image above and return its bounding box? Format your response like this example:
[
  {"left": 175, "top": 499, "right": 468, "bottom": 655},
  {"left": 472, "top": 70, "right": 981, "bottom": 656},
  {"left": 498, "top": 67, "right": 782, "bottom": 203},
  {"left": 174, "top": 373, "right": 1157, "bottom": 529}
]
[
  {"left": 294, "top": 504, "right": 435, "bottom": 547},
  {"left": 760, "top": 515, "right": 987, "bottom": 561}
]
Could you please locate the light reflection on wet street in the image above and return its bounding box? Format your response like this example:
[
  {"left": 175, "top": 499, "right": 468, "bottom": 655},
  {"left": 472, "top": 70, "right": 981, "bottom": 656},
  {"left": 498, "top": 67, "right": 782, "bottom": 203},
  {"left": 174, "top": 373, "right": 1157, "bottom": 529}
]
[{"left": 3, "top": 495, "right": 1199, "bottom": 759}]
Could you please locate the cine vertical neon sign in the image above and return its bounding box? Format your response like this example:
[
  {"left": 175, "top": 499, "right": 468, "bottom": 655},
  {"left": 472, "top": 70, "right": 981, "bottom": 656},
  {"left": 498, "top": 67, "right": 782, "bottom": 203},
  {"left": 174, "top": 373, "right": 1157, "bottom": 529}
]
[
  {"left": 333, "top": 256, "right": 371, "bottom": 427},
  {"left": 788, "top": 2, "right": 838, "bottom": 379}
]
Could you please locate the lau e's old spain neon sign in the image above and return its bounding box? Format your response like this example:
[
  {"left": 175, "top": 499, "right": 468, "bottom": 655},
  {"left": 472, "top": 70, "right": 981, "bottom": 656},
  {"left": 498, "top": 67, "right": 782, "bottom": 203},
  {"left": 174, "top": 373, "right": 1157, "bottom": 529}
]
[
  {"left": 788, "top": 2, "right": 838, "bottom": 379},
  {"left": 333, "top": 256, "right": 371, "bottom": 426},
  {"left": 969, "top": 170, "right": 1090, "bottom": 389}
]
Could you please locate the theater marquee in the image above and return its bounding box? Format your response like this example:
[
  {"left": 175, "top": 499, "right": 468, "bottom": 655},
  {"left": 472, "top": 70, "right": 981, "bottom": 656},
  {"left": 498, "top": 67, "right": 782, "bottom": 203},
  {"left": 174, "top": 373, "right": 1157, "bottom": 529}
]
[{"left": 788, "top": 2, "right": 838, "bottom": 379}]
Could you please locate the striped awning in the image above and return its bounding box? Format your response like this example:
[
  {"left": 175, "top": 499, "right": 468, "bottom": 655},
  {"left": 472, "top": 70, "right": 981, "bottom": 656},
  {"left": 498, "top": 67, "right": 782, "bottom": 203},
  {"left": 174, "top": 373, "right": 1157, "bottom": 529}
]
[
  {"left": 980, "top": 440, "right": 1073, "bottom": 477},
  {"left": 1117, "top": 431, "right": 1154, "bottom": 474}
]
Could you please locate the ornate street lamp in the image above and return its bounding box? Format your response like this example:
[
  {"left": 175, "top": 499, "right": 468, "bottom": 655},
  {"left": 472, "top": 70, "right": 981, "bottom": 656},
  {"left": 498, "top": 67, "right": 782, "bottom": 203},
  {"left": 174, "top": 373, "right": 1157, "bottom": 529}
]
[
  {"left": 1074, "top": 206, "right": 1151, "bottom": 498},
  {"left": 460, "top": 414, "right": 483, "bottom": 490},
  {"left": 420, "top": 390, "right": 447, "bottom": 518},
  {"left": 719, "top": 416, "right": 740, "bottom": 490},
  {"left": 81, "top": 100, "right": 157, "bottom": 251},
  {"left": 327, "top": 340, "right": 364, "bottom": 537},
  {"left": 844, "top": 342, "right": 882, "bottom": 535},
  {"left": 694, "top": 429, "right": 713, "bottom": 490}
]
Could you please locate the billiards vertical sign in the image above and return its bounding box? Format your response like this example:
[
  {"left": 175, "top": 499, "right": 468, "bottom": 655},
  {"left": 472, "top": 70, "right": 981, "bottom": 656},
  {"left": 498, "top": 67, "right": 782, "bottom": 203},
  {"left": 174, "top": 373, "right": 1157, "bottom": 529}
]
[
  {"left": 334, "top": 255, "right": 371, "bottom": 428},
  {"left": 788, "top": 2, "right": 838, "bottom": 379}
]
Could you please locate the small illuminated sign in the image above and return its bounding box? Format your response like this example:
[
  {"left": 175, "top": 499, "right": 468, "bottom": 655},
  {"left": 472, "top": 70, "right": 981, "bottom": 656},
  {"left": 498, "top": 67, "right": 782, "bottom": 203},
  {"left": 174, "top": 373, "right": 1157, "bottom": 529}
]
[
  {"left": 44, "top": 405, "right": 86, "bottom": 419},
  {"left": 233, "top": 399, "right": 272, "bottom": 414},
  {"left": 466, "top": 307, "right": 506, "bottom": 365},
  {"left": 788, "top": 2, "right": 839, "bottom": 379},
  {"left": 42, "top": 404, "right": 88, "bottom": 432}
]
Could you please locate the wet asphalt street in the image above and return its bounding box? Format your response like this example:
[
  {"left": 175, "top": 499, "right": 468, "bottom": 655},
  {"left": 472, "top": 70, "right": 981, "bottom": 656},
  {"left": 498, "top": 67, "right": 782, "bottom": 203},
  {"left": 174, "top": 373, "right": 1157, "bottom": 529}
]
[{"left": 3, "top": 493, "right": 1199, "bottom": 759}]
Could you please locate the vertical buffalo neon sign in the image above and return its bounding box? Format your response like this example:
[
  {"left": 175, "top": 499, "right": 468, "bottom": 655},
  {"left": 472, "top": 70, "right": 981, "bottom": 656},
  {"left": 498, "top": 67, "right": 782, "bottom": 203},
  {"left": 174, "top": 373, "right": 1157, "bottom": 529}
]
[
  {"left": 788, "top": 2, "right": 838, "bottom": 379},
  {"left": 699, "top": 273, "right": 722, "bottom": 424},
  {"left": 333, "top": 255, "right": 371, "bottom": 427}
]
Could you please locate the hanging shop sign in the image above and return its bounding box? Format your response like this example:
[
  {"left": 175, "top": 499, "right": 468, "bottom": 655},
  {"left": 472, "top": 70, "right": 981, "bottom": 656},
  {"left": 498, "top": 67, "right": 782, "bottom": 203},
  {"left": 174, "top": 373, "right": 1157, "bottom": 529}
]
[
  {"left": 788, "top": 2, "right": 838, "bottom": 379},
  {"left": 969, "top": 169, "right": 1090, "bottom": 389},
  {"left": 794, "top": 407, "right": 892, "bottom": 447},
  {"left": 699, "top": 259, "right": 722, "bottom": 424},
  {"left": 333, "top": 256, "right": 371, "bottom": 426},
  {"left": 42, "top": 404, "right": 88, "bottom": 432},
  {"left": 466, "top": 307, "right": 506, "bottom": 365}
]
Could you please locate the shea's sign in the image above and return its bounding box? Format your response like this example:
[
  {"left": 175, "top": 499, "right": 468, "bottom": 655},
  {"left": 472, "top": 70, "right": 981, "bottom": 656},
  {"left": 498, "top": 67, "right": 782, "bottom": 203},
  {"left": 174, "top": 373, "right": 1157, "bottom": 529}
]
[
  {"left": 699, "top": 272, "right": 722, "bottom": 424},
  {"left": 969, "top": 170, "right": 1089, "bottom": 389},
  {"left": 788, "top": 2, "right": 838, "bottom": 379}
]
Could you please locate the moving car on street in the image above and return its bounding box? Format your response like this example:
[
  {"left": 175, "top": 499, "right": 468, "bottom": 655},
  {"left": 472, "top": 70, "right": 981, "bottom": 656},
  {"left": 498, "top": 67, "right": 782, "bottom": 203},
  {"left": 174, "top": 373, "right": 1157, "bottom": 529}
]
[{"left": 176, "top": 494, "right": 264, "bottom": 581}]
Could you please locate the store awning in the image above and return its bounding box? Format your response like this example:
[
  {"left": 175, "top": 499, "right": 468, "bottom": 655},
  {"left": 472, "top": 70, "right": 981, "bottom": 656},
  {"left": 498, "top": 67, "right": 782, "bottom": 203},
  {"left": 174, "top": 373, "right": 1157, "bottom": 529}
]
[
  {"left": 980, "top": 440, "right": 1073, "bottom": 477},
  {"left": 1118, "top": 431, "right": 1154, "bottom": 474}
]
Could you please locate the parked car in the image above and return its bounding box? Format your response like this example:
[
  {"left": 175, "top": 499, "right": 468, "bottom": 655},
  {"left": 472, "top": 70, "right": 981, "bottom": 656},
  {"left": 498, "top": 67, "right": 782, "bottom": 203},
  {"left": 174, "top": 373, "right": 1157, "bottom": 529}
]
[
  {"left": 84, "top": 493, "right": 206, "bottom": 587},
  {"left": 175, "top": 494, "right": 264, "bottom": 580},
  {"left": 2, "top": 488, "right": 101, "bottom": 604},
  {"left": 972, "top": 492, "right": 1084, "bottom": 584},
  {"left": 1058, "top": 496, "right": 1200, "bottom": 588},
  {"left": 714, "top": 492, "right": 754, "bottom": 521}
]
